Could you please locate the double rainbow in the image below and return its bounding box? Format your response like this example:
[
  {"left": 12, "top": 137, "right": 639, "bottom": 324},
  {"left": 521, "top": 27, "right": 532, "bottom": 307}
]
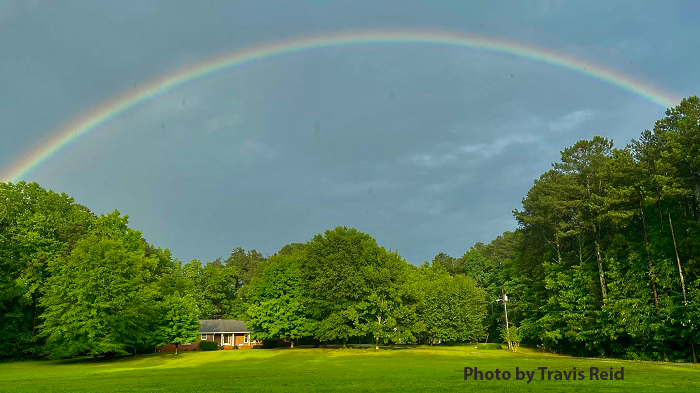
[{"left": 1, "top": 29, "right": 681, "bottom": 183}]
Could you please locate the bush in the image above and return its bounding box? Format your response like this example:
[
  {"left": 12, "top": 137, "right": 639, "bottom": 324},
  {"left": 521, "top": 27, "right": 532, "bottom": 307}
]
[
  {"left": 500, "top": 325, "right": 521, "bottom": 352},
  {"left": 261, "top": 339, "right": 280, "bottom": 349},
  {"left": 475, "top": 343, "right": 503, "bottom": 350},
  {"left": 199, "top": 341, "right": 219, "bottom": 351}
]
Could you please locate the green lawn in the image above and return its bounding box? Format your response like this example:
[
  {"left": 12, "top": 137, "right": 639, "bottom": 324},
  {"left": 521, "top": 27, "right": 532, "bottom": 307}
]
[{"left": 1, "top": 346, "right": 699, "bottom": 392}]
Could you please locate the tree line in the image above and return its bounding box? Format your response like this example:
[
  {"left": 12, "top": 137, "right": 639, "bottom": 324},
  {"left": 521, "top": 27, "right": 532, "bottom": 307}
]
[
  {"left": 1, "top": 96, "right": 697, "bottom": 361},
  {"left": 0, "top": 185, "right": 486, "bottom": 358},
  {"left": 437, "top": 96, "right": 699, "bottom": 362}
]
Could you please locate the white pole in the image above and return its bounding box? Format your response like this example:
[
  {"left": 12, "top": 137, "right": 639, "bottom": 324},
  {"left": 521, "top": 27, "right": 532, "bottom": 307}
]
[{"left": 501, "top": 287, "right": 511, "bottom": 350}]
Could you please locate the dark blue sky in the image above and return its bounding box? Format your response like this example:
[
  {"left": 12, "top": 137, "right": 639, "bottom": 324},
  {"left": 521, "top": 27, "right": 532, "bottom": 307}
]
[{"left": 1, "top": 1, "right": 698, "bottom": 264}]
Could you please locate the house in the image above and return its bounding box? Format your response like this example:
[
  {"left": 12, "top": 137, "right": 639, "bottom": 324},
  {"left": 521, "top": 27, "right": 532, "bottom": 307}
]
[
  {"left": 157, "top": 319, "right": 262, "bottom": 353},
  {"left": 199, "top": 319, "right": 262, "bottom": 349}
]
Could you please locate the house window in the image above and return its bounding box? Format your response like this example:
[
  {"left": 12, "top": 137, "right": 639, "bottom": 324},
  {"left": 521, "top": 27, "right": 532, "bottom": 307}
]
[
  {"left": 223, "top": 334, "right": 231, "bottom": 345},
  {"left": 201, "top": 334, "right": 207, "bottom": 341},
  {"left": 244, "top": 334, "right": 250, "bottom": 344}
]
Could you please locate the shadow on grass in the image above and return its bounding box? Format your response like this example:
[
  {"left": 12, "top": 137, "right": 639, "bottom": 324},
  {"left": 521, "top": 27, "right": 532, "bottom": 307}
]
[
  {"left": 312, "top": 344, "right": 416, "bottom": 351},
  {"left": 48, "top": 352, "right": 180, "bottom": 365},
  {"left": 249, "top": 344, "right": 413, "bottom": 351}
]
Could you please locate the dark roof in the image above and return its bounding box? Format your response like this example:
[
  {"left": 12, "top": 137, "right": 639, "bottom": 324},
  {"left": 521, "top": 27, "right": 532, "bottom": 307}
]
[{"left": 199, "top": 319, "right": 251, "bottom": 333}]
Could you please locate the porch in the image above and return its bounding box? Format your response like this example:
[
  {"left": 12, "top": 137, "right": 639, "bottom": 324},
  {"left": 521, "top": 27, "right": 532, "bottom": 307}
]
[{"left": 200, "top": 332, "right": 261, "bottom": 349}]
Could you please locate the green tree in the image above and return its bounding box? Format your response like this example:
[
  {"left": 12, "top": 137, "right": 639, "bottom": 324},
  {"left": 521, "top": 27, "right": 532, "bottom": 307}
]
[
  {"left": 187, "top": 258, "right": 238, "bottom": 319},
  {"left": 0, "top": 181, "right": 94, "bottom": 359},
  {"left": 431, "top": 252, "right": 460, "bottom": 275},
  {"left": 225, "top": 247, "right": 266, "bottom": 317},
  {"left": 301, "top": 227, "right": 381, "bottom": 345},
  {"left": 226, "top": 247, "right": 266, "bottom": 289},
  {"left": 246, "top": 251, "right": 315, "bottom": 348},
  {"left": 355, "top": 249, "right": 417, "bottom": 349},
  {"left": 553, "top": 136, "right": 616, "bottom": 301},
  {"left": 153, "top": 294, "right": 200, "bottom": 355},
  {"left": 39, "top": 211, "right": 159, "bottom": 358},
  {"left": 414, "top": 268, "right": 487, "bottom": 344},
  {"left": 300, "top": 227, "right": 420, "bottom": 347}
]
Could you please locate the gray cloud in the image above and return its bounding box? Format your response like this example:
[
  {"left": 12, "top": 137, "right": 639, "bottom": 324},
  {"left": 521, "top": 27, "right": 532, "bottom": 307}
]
[{"left": 1, "top": 1, "right": 697, "bottom": 264}]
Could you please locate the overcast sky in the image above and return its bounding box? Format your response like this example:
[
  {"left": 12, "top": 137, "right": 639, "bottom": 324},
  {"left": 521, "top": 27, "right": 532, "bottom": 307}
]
[{"left": 1, "top": 1, "right": 699, "bottom": 264}]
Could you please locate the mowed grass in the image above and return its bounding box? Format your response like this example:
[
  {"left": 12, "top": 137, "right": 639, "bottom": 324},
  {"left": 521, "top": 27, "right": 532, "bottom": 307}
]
[{"left": 1, "top": 346, "right": 699, "bottom": 392}]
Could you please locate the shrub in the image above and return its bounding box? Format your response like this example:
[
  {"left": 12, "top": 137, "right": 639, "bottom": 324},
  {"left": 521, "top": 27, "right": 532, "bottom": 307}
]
[
  {"left": 261, "top": 339, "right": 280, "bottom": 349},
  {"left": 199, "top": 341, "right": 219, "bottom": 351},
  {"left": 500, "top": 325, "right": 521, "bottom": 352},
  {"left": 475, "top": 343, "right": 503, "bottom": 350}
]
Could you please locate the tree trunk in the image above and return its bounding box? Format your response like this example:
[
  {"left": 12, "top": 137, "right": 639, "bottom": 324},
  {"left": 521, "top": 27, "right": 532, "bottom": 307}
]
[
  {"left": 290, "top": 338, "right": 294, "bottom": 349},
  {"left": 555, "top": 236, "right": 563, "bottom": 264},
  {"left": 594, "top": 240, "right": 608, "bottom": 300},
  {"left": 640, "top": 205, "right": 659, "bottom": 309},
  {"left": 32, "top": 293, "right": 38, "bottom": 336},
  {"left": 656, "top": 192, "right": 665, "bottom": 230},
  {"left": 694, "top": 184, "right": 700, "bottom": 221},
  {"left": 375, "top": 312, "right": 383, "bottom": 350},
  {"left": 342, "top": 337, "right": 347, "bottom": 348},
  {"left": 668, "top": 212, "right": 687, "bottom": 302},
  {"left": 668, "top": 210, "right": 694, "bottom": 362},
  {"left": 175, "top": 343, "right": 179, "bottom": 355},
  {"left": 578, "top": 236, "right": 584, "bottom": 266}
]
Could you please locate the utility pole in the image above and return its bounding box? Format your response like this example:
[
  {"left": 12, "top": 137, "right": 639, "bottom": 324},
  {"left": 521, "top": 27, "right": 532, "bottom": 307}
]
[{"left": 498, "top": 287, "right": 511, "bottom": 350}]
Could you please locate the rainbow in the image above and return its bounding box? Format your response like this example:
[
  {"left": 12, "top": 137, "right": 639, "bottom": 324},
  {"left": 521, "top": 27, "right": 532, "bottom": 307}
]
[{"left": 1, "top": 29, "right": 681, "bottom": 183}]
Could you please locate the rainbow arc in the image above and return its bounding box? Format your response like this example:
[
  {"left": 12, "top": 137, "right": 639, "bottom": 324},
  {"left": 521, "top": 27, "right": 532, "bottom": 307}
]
[{"left": 1, "top": 29, "right": 681, "bottom": 183}]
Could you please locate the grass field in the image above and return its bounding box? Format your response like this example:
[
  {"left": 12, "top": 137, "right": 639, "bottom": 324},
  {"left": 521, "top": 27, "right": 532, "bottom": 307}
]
[{"left": 1, "top": 346, "right": 699, "bottom": 392}]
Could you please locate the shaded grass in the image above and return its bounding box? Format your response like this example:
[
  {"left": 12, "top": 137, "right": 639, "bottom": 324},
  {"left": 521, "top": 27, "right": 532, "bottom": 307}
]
[{"left": 0, "top": 346, "right": 698, "bottom": 392}]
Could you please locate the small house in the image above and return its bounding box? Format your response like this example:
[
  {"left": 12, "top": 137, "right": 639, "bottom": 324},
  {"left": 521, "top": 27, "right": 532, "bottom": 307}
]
[
  {"left": 157, "top": 319, "right": 261, "bottom": 352},
  {"left": 199, "top": 319, "right": 261, "bottom": 349}
]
